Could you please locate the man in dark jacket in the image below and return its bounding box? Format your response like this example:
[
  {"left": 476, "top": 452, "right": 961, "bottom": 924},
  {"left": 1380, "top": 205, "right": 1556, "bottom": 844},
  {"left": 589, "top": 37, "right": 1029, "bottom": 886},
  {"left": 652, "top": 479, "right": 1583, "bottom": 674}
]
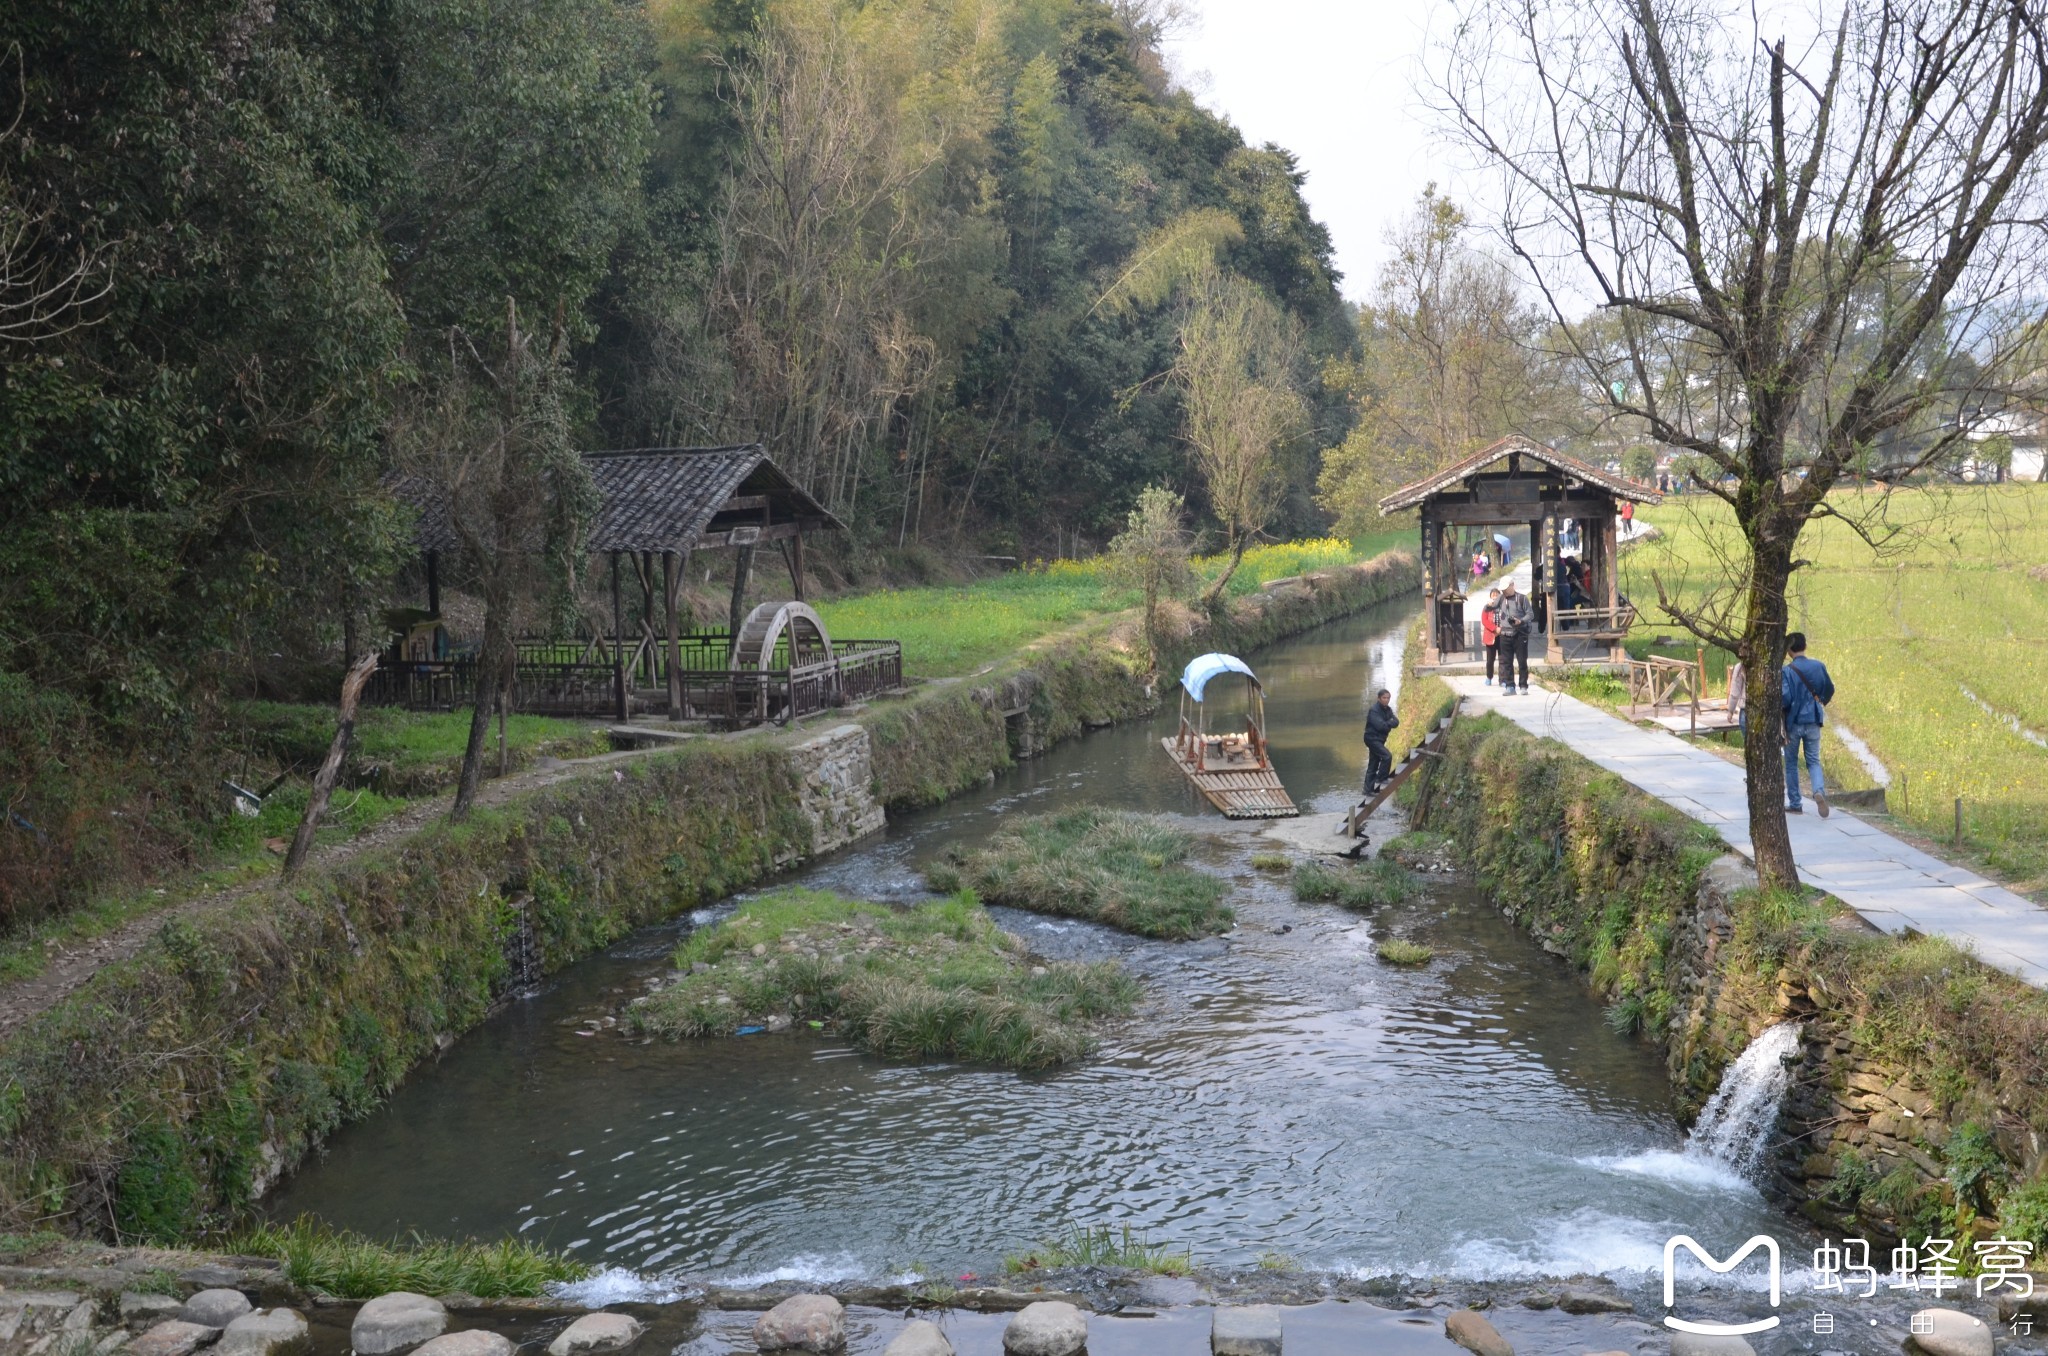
[
  {"left": 1364, "top": 688, "right": 1399, "bottom": 794},
  {"left": 1494, "top": 580, "right": 1533, "bottom": 694},
  {"left": 1780, "top": 632, "right": 1836, "bottom": 817}
]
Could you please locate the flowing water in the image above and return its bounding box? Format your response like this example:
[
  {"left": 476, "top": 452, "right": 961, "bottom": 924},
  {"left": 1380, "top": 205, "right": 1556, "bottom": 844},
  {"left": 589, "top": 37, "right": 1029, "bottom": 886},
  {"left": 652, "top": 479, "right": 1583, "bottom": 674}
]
[{"left": 268, "top": 598, "right": 1807, "bottom": 1294}]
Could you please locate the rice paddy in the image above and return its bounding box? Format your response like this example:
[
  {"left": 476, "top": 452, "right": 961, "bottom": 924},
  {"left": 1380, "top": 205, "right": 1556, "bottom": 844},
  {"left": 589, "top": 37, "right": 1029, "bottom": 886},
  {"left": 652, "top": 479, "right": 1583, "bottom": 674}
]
[{"left": 1622, "top": 484, "right": 2048, "bottom": 888}]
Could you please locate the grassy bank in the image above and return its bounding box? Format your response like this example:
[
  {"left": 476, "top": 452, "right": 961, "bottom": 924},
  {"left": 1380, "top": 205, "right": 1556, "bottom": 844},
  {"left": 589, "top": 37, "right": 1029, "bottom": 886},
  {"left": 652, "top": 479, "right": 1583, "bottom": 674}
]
[
  {"left": 629, "top": 888, "right": 1137, "bottom": 1069},
  {"left": 1421, "top": 709, "right": 2048, "bottom": 1250},
  {"left": 1622, "top": 485, "right": 2048, "bottom": 889},
  {"left": 928, "top": 809, "right": 1232, "bottom": 939}
]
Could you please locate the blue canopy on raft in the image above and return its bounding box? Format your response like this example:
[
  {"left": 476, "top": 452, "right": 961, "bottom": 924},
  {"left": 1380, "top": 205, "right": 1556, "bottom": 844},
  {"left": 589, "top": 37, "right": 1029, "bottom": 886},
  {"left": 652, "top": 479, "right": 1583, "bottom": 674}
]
[{"left": 1180, "top": 653, "right": 1261, "bottom": 702}]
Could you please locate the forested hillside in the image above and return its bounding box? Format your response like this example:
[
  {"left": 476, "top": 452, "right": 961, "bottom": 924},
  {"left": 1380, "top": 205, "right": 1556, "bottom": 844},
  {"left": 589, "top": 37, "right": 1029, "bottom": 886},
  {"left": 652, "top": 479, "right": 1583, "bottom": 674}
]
[{"left": 0, "top": 0, "right": 1352, "bottom": 918}]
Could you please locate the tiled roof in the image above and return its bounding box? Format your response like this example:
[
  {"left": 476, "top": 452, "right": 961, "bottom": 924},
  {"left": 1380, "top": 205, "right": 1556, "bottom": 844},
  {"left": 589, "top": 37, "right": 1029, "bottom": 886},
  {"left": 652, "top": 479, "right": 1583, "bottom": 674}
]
[
  {"left": 1376, "top": 435, "right": 1664, "bottom": 513},
  {"left": 401, "top": 446, "right": 842, "bottom": 555}
]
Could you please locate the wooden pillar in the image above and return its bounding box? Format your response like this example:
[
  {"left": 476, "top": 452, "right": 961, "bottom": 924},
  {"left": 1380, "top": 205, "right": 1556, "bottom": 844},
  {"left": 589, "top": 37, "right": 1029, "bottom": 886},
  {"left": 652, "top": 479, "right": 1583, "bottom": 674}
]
[
  {"left": 790, "top": 525, "right": 805, "bottom": 601},
  {"left": 425, "top": 550, "right": 441, "bottom": 617},
  {"left": 728, "top": 545, "right": 755, "bottom": 635},
  {"left": 610, "top": 552, "right": 627, "bottom": 722},
  {"left": 1604, "top": 511, "right": 1622, "bottom": 662},
  {"left": 662, "top": 550, "right": 684, "bottom": 720},
  {"left": 1420, "top": 509, "right": 1439, "bottom": 665},
  {"left": 1545, "top": 513, "right": 1565, "bottom": 663}
]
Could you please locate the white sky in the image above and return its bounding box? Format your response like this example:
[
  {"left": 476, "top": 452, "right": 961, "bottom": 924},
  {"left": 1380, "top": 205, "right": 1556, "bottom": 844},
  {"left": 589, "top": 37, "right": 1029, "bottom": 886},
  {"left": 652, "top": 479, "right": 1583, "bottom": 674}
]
[{"left": 1164, "top": 0, "right": 1468, "bottom": 302}]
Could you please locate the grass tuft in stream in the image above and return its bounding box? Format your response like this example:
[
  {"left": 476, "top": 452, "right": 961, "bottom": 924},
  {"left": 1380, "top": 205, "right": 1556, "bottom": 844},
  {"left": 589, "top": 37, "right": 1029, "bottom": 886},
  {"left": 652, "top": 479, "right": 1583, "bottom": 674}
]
[
  {"left": 1248, "top": 852, "right": 1291, "bottom": 872},
  {"left": 925, "top": 808, "right": 1232, "bottom": 939},
  {"left": 630, "top": 888, "right": 1138, "bottom": 1069},
  {"left": 1004, "top": 1224, "right": 1192, "bottom": 1276},
  {"left": 1291, "top": 857, "right": 1414, "bottom": 910},
  {"left": 1375, "top": 938, "right": 1435, "bottom": 966},
  {"left": 225, "top": 1217, "right": 590, "bottom": 1298}
]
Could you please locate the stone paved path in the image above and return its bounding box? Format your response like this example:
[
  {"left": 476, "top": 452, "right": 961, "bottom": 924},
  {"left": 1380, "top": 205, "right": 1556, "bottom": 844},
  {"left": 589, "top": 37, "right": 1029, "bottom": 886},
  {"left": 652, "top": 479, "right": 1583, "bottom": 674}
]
[{"left": 1446, "top": 676, "right": 2048, "bottom": 987}]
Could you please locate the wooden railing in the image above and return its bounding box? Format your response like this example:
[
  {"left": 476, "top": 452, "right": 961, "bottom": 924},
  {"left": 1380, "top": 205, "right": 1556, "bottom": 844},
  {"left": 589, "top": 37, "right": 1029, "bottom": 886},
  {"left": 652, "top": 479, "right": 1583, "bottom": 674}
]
[{"left": 366, "top": 631, "right": 903, "bottom": 726}]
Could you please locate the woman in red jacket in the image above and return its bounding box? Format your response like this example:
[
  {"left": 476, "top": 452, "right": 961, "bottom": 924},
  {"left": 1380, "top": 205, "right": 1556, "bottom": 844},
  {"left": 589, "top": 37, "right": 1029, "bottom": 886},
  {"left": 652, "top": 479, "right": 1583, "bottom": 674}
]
[{"left": 1481, "top": 587, "right": 1501, "bottom": 686}]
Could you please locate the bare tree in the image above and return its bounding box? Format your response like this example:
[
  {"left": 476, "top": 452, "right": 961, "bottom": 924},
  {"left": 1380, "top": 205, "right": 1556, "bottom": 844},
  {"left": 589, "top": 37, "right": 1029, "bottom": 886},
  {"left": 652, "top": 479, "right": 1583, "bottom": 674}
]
[
  {"left": 1440, "top": 0, "right": 2048, "bottom": 886},
  {"left": 0, "top": 44, "right": 111, "bottom": 344},
  {"left": 403, "top": 298, "right": 595, "bottom": 819},
  {"left": 1178, "top": 273, "right": 1307, "bottom": 607}
]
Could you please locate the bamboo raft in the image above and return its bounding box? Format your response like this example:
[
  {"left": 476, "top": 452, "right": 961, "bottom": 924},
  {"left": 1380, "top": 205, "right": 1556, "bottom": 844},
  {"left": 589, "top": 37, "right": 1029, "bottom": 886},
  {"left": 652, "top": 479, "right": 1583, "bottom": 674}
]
[{"left": 1161, "top": 654, "right": 1299, "bottom": 819}]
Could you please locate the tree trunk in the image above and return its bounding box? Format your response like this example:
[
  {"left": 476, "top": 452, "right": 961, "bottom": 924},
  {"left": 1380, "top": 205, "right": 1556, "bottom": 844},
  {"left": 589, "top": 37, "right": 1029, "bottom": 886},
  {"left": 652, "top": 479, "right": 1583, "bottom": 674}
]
[
  {"left": 1743, "top": 525, "right": 1797, "bottom": 888},
  {"left": 452, "top": 591, "right": 507, "bottom": 819},
  {"left": 283, "top": 650, "right": 381, "bottom": 880},
  {"left": 1201, "top": 531, "right": 1249, "bottom": 608}
]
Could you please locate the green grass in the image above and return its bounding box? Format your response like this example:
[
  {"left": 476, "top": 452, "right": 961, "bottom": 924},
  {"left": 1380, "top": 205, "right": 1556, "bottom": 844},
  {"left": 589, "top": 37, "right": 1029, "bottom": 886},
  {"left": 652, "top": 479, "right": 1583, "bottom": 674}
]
[
  {"left": 926, "top": 808, "right": 1233, "bottom": 939},
  {"left": 1004, "top": 1225, "right": 1192, "bottom": 1277},
  {"left": 236, "top": 702, "right": 607, "bottom": 796},
  {"left": 225, "top": 1217, "right": 590, "bottom": 1299},
  {"left": 1376, "top": 938, "right": 1435, "bottom": 965},
  {"left": 630, "top": 888, "right": 1139, "bottom": 1069},
  {"left": 1624, "top": 485, "right": 2048, "bottom": 888},
  {"left": 1248, "top": 852, "right": 1291, "bottom": 871},
  {"left": 1290, "top": 857, "right": 1415, "bottom": 910},
  {"left": 816, "top": 537, "right": 1379, "bottom": 677}
]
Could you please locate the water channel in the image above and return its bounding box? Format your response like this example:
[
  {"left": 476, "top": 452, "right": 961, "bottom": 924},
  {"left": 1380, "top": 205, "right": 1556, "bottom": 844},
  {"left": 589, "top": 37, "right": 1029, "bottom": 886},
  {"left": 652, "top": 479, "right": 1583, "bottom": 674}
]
[{"left": 270, "top": 597, "right": 1801, "bottom": 1298}]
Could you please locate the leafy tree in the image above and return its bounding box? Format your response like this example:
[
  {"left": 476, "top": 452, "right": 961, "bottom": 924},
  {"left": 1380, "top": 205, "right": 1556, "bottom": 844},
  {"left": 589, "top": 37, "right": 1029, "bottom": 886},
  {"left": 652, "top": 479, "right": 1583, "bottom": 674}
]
[
  {"left": 1104, "top": 485, "right": 1195, "bottom": 668},
  {"left": 1621, "top": 445, "right": 1659, "bottom": 484}
]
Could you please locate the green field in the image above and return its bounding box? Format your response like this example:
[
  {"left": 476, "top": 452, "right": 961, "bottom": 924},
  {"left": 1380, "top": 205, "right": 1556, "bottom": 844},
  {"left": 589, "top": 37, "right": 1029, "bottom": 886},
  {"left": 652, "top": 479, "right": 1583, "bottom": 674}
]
[
  {"left": 1621, "top": 485, "right": 2048, "bottom": 889},
  {"left": 816, "top": 535, "right": 1402, "bottom": 676}
]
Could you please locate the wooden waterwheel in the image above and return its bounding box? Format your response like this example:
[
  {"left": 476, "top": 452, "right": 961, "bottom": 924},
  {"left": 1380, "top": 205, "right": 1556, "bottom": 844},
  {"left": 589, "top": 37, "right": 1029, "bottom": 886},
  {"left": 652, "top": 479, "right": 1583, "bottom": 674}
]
[{"left": 730, "top": 601, "right": 835, "bottom": 722}]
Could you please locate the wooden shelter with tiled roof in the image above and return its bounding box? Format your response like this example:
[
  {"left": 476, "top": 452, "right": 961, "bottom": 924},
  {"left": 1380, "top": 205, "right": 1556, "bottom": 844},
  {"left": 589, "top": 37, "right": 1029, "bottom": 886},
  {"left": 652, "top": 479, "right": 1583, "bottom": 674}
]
[
  {"left": 386, "top": 446, "right": 900, "bottom": 725},
  {"left": 1378, "top": 435, "right": 1662, "bottom": 669}
]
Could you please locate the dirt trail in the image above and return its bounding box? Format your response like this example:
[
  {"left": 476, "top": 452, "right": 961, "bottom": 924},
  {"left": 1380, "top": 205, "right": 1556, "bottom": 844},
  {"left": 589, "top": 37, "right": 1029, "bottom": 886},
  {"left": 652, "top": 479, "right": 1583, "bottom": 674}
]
[{"left": 0, "top": 745, "right": 650, "bottom": 1043}]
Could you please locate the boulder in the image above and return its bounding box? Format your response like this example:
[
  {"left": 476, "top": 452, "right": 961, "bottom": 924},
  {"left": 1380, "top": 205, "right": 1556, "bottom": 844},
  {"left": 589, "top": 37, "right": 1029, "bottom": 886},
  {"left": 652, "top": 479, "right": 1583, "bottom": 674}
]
[
  {"left": 1668, "top": 1335, "right": 1755, "bottom": 1356},
  {"left": 752, "top": 1294, "right": 845, "bottom": 1353},
  {"left": 413, "top": 1333, "right": 516, "bottom": 1356},
  {"left": 1002, "top": 1302, "right": 1087, "bottom": 1356},
  {"left": 129, "top": 1322, "right": 217, "bottom": 1356},
  {"left": 178, "top": 1293, "right": 253, "bottom": 1331},
  {"left": 1212, "top": 1304, "right": 1282, "bottom": 1356},
  {"left": 1555, "top": 1288, "right": 1632, "bottom": 1315},
  {"left": 215, "top": 1310, "right": 309, "bottom": 1356},
  {"left": 881, "top": 1321, "right": 953, "bottom": 1356},
  {"left": 1444, "top": 1309, "right": 1512, "bottom": 1356},
  {"left": 1907, "top": 1309, "right": 1994, "bottom": 1356},
  {"left": 119, "top": 1296, "right": 185, "bottom": 1328},
  {"left": 545, "top": 1313, "right": 644, "bottom": 1356},
  {"left": 352, "top": 1294, "right": 448, "bottom": 1356}
]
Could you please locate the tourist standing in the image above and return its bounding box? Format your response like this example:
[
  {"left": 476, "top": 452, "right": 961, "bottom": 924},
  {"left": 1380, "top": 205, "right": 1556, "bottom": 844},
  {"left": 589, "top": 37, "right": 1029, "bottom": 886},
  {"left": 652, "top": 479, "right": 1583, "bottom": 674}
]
[
  {"left": 1481, "top": 588, "right": 1501, "bottom": 687},
  {"left": 1495, "top": 580, "right": 1532, "bottom": 694},
  {"left": 1363, "top": 688, "right": 1399, "bottom": 795},
  {"left": 1780, "top": 633, "right": 1835, "bottom": 817}
]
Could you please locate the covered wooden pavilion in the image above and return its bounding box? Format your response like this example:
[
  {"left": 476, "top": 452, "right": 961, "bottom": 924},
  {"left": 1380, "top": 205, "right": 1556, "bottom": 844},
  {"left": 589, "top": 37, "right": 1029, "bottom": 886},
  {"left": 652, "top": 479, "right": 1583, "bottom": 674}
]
[
  {"left": 1378, "top": 435, "right": 1661, "bottom": 670},
  {"left": 391, "top": 446, "right": 900, "bottom": 723}
]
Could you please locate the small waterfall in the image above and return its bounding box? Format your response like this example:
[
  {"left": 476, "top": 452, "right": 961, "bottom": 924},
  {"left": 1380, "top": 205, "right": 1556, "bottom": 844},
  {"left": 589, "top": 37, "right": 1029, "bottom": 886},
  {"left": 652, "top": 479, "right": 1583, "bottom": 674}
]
[{"left": 1684, "top": 1022, "right": 1803, "bottom": 1180}]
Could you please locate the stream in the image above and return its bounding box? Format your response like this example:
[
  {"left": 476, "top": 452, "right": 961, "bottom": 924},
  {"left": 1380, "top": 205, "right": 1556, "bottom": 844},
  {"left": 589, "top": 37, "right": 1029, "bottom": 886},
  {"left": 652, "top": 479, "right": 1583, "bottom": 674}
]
[{"left": 268, "top": 597, "right": 1804, "bottom": 1299}]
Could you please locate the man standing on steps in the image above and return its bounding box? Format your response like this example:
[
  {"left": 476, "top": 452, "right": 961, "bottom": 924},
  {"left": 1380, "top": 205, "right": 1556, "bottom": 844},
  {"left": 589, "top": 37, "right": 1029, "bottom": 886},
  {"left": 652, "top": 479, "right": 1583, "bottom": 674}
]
[
  {"left": 1494, "top": 580, "right": 1533, "bottom": 694},
  {"left": 1781, "top": 632, "right": 1835, "bottom": 817},
  {"left": 1363, "top": 688, "right": 1399, "bottom": 795}
]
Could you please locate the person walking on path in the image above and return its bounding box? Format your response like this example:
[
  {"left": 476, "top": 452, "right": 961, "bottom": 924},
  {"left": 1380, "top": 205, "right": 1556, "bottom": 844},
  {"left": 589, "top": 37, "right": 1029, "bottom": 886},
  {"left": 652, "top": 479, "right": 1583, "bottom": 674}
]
[
  {"left": 1481, "top": 588, "right": 1501, "bottom": 686},
  {"left": 1363, "top": 687, "right": 1399, "bottom": 795},
  {"left": 1781, "top": 632, "right": 1835, "bottom": 817},
  {"left": 1494, "top": 580, "right": 1533, "bottom": 694}
]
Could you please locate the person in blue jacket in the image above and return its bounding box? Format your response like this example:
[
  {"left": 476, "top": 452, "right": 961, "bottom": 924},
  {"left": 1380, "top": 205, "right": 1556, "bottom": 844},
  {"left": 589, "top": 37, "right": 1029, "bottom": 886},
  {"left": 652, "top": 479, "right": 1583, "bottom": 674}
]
[{"left": 1780, "top": 632, "right": 1835, "bottom": 817}]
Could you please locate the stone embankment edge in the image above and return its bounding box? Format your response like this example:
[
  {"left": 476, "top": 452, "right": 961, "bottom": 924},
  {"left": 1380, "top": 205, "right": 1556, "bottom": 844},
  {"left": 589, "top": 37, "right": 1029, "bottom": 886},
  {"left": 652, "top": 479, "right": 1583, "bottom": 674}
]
[
  {"left": 0, "top": 553, "right": 1413, "bottom": 1240},
  {"left": 1416, "top": 708, "right": 2048, "bottom": 1252}
]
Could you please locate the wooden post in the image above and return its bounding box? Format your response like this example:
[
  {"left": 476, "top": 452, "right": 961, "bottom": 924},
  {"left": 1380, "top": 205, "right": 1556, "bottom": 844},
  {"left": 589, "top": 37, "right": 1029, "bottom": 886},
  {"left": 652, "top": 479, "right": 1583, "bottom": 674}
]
[
  {"left": 1420, "top": 510, "right": 1439, "bottom": 665},
  {"left": 610, "top": 552, "right": 627, "bottom": 723},
  {"left": 790, "top": 524, "right": 806, "bottom": 601},
  {"left": 1604, "top": 511, "right": 1620, "bottom": 656},
  {"left": 284, "top": 651, "right": 381, "bottom": 880},
  {"left": 729, "top": 545, "right": 755, "bottom": 635},
  {"left": 663, "top": 550, "right": 684, "bottom": 720},
  {"left": 425, "top": 549, "right": 441, "bottom": 618}
]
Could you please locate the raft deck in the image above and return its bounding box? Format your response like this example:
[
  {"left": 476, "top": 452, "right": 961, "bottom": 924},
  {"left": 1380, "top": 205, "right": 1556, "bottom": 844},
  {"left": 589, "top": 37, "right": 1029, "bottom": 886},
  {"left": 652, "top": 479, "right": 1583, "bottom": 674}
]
[{"left": 1161, "top": 733, "right": 1299, "bottom": 819}]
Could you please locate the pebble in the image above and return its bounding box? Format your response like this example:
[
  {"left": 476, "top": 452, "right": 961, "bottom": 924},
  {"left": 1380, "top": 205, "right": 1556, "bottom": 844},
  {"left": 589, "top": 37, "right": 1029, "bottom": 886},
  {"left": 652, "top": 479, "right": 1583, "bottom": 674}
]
[
  {"left": 1556, "top": 1287, "right": 1633, "bottom": 1314},
  {"left": 351, "top": 1294, "right": 449, "bottom": 1356},
  {"left": 752, "top": 1294, "right": 845, "bottom": 1353},
  {"left": 1002, "top": 1302, "right": 1087, "bottom": 1356},
  {"left": 412, "top": 1333, "right": 515, "bottom": 1356},
  {"left": 881, "top": 1321, "right": 953, "bottom": 1356},
  {"left": 1906, "top": 1308, "right": 1993, "bottom": 1356},
  {"left": 1444, "top": 1309, "right": 1513, "bottom": 1356},
  {"left": 1668, "top": 1334, "right": 1756, "bottom": 1356},
  {"left": 128, "top": 1322, "right": 216, "bottom": 1356},
  {"left": 1211, "top": 1303, "right": 1282, "bottom": 1356},
  {"left": 177, "top": 1291, "right": 252, "bottom": 1331},
  {"left": 545, "top": 1312, "right": 644, "bottom": 1356},
  {"left": 214, "top": 1308, "right": 308, "bottom": 1356}
]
